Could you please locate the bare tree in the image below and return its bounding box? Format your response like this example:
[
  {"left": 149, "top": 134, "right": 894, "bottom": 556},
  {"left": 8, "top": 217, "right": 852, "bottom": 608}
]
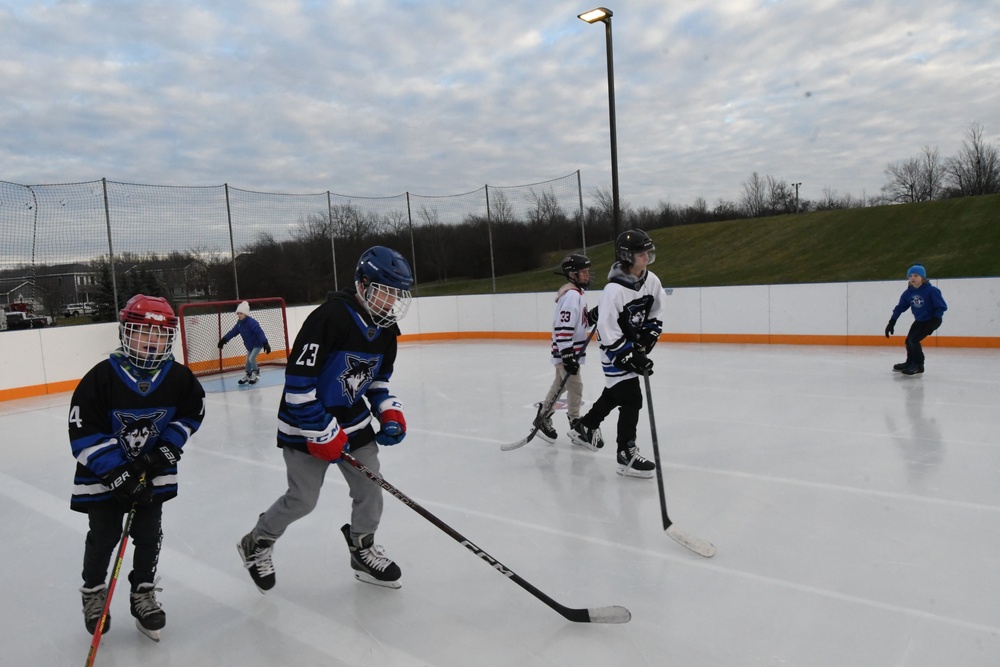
[
  {"left": 739, "top": 172, "right": 767, "bottom": 217},
  {"left": 945, "top": 122, "right": 1000, "bottom": 196},
  {"left": 882, "top": 146, "right": 944, "bottom": 203},
  {"left": 488, "top": 188, "right": 517, "bottom": 225}
]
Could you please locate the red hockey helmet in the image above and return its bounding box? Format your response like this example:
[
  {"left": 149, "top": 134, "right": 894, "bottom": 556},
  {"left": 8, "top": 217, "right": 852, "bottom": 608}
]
[{"left": 118, "top": 294, "right": 178, "bottom": 370}]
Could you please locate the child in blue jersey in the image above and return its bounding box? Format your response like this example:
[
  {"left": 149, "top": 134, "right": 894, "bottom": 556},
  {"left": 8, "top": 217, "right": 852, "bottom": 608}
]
[
  {"left": 885, "top": 263, "right": 947, "bottom": 376},
  {"left": 70, "top": 294, "right": 205, "bottom": 640},
  {"left": 218, "top": 300, "right": 271, "bottom": 385},
  {"left": 238, "top": 246, "right": 414, "bottom": 592}
]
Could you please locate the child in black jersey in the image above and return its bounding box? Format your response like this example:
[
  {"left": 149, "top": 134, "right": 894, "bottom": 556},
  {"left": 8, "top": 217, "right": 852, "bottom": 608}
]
[{"left": 69, "top": 294, "right": 205, "bottom": 641}]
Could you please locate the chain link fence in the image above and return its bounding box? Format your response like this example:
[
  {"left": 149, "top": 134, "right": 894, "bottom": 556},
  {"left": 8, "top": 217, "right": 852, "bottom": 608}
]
[{"left": 0, "top": 172, "right": 587, "bottom": 320}]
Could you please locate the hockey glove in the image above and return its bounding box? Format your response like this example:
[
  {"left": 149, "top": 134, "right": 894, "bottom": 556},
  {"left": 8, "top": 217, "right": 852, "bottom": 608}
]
[
  {"left": 217, "top": 339, "right": 225, "bottom": 349},
  {"left": 104, "top": 464, "right": 153, "bottom": 506},
  {"left": 885, "top": 318, "right": 896, "bottom": 338},
  {"left": 615, "top": 347, "right": 653, "bottom": 375},
  {"left": 637, "top": 329, "right": 660, "bottom": 352},
  {"left": 263, "top": 343, "right": 271, "bottom": 355},
  {"left": 376, "top": 406, "right": 407, "bottom": 446},
  {"left": 301, "top": 419, "right": 349, "bottom": 461},
  {"left": 139, "top": 443, "right": 181, "bottom": 473},
  {"left": 586, "top": 306, "right": 599, "bottom": 326},
  {"left": 559, "top": 349, "right": 580, "bottom": 375}
]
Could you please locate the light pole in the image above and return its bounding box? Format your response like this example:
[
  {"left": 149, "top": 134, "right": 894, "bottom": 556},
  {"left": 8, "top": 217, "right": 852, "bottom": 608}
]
[
  {"left": 792, "top": 182, "right": 802, "bottom": 214},
  {"left": 578, "top": 7, "right": 621, "bottom": 239}
]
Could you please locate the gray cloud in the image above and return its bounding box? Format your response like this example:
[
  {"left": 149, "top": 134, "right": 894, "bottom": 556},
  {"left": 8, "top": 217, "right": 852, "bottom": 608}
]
[{"left": 1, "top": 0, "right": 997, "bottom": 209}]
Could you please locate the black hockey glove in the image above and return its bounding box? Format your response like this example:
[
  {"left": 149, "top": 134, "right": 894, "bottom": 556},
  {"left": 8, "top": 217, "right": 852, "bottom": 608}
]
[
  {"left": 139, "top": 443, "right": 181, "bottom": 473},
  {"left": 217, "top": 339, "right": 225, "bottom": 349},
  {"left": 637, "top": 329, "right": 660, "bottom": 352},
  {"left": 586, "top": 306, "right": 599, "bottom": 326},
  {"left": 559, "top": 349, "right": 580, "bottom": 375},
  {"left": 104, "top": 464, "right": 153, "bottom": 506},
  {"left": 615, "top": 347, "right": 653, "bottom": 375},
  {"left": 884, "top": 318, "right": 896, "bottom": 338},
  {"left": 263, "top": 343, "right": 271, "bottom": 355}
]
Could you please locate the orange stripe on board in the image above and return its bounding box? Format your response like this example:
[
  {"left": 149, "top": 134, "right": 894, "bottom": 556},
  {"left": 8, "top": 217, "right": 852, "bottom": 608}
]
[{"left": 2, "top": 333, "right": 996, "bottom": 403}]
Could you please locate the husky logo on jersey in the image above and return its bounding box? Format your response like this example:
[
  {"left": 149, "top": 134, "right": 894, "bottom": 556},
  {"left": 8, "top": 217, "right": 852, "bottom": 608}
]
[
  {"left": 912, "top": 295, "right": 924, "bottom": 308},
  {"left": 339, "top": 354, "right": 379, "bottom": 403},
  {"left": 113, "top": 409, "right": 168, "bottom": 459},
  {"left": 619, "top": 295, "right": 654, "bottom": 340}
]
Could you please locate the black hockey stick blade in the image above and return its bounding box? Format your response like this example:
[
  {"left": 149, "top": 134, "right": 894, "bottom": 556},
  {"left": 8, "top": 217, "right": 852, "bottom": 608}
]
[
  {"left": 341, "top": 452, "right": 630, "bottom": 623},
  {"left": 643, "top": 372, "right": 716, "bottom": 558}
]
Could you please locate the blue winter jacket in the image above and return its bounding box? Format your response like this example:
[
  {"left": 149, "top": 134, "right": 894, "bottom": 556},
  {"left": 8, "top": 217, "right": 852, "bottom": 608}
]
[
  {"left": 221, "top": 316, "right": 269, "bottom": 350},
  {"left": 891, "top": 282, "right": 948, "bottom": 323}
]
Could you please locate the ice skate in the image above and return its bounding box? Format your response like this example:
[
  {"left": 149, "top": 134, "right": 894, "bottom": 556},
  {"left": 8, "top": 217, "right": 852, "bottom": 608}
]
[
  {"left": 569, "top": 418, "right": 603, "bottom": 451},
  {"left": 80, "top": 583, "right": 110, "bottom": 636},
  {"left": 238, "top": 532, "right": 276, "bottom": 592},
  {"left": 237, "top": 373, "right": 251, "bottom": 385},
  {"left": 616, "top": 441, "right": 656, "bottom": 479},
  {"left": 535, "top": 413, "right": 557, "bottom": 443},
  {"left": 341, "top": 523, "right": 401, "bottom": 589},
  {"left": 130, "top": 580, "right": 165, "bottom": 642},
  {"left": 901, "top": 363, "right": 924, "bottom": 376},
  {"left": 248, "top": 370, "right": 260, "bottom": 385},
  {"left": 892, "top": 361, "right": 910, "bottom": 372}
]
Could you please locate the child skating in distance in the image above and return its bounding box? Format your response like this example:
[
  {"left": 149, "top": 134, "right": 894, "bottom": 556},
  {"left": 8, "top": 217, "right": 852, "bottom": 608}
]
[
  {"left": 885, "top": 263, "right": 947, "bottom": 376},
  {"left": 218, "top": 300, "right": 271, "bottom": 385}
]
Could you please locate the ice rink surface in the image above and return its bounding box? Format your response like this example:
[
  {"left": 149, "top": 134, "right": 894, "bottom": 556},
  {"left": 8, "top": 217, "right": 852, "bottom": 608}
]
[{"left": 3, "top": 341, "right": 1000, "bottom": 666}]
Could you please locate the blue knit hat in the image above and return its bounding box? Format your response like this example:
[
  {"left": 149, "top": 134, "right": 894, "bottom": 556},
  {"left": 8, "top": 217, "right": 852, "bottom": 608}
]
[{"left": 907, "top": 264, "right": 926, "bottom": 279}]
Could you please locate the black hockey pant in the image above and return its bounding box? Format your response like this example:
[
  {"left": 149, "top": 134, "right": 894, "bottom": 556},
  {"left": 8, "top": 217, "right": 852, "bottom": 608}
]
[
  {"left": 82, "top": 500, "right": 163, "bottom": 591},
  {"left": 579, "top": 376, "right": 643, "bottom": 451}
]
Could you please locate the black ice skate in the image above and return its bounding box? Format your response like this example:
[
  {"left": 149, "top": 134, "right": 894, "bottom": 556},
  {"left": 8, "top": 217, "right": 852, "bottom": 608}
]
[
  {"left": 616, "top": 442, "right": 656, "bottom": 479},
  {"left": 569, "top": 418, "right": 603, "bottom": 451},
  {"left": 238, "top": 373, "right": 251, "bottom": 385},
  {"left": 238, "top": 532, "right": 276, "bottom": 592},
  {"left": 130, "top": 580, "right": 165, "bottom": 642},
  {"left": 901, "top": 364, "right": 924, "bottom": 376},
  {"left": 535, "top": 413, "right": 557, "bottom": 443},
  {"left": 341, "top": 523, "right": 401, "bottom": 589},
  {"left": 248, "top": 370, "right": 260, "bottom": 385},
  {"left": 892, "top": 361, "right": 911, "bottom": 372},
  {"left": 80, "top": 583, "right": 110, "bottom": 636}
]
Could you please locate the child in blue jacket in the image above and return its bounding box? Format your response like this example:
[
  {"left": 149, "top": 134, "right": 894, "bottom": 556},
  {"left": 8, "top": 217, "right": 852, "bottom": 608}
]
[
  {"left": 884, "top": 264, "right": 947, "bottom": 376},
  {"left": 218, "top": 301, "right": 271, "bottom": 385}
]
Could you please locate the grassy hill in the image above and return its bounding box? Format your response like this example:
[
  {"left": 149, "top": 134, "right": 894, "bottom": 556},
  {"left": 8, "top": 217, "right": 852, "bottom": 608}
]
[{"left": 415, "top": 193, "right": 1000, "bottom": 296}]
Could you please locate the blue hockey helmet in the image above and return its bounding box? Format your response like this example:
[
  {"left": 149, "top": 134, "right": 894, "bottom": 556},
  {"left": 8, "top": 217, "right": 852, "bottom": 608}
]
[{"left": 354, "top": 246, "right": 414, "bottom": 327}]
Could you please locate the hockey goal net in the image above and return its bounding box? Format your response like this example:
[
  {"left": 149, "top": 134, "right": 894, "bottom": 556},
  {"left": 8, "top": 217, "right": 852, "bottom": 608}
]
[{"left": 179, "top": 298, "right": 289, "bottom": 377}]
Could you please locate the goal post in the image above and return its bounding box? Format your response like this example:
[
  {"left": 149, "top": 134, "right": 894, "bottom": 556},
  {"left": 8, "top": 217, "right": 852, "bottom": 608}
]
[{"left": 179, "top": 298, "right": 290, "bottom": 377}]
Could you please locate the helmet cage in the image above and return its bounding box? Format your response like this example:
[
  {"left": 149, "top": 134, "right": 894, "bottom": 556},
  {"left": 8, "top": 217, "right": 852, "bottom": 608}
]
[
  {"left": 360, "top": 280, "right": 412, "bottom": 328},
  {"left": 120, "top": 321, "right": 177, "bottom": 370}
]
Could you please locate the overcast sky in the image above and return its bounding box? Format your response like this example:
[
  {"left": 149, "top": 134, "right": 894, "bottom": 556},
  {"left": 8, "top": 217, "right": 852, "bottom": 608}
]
[{"left": 2, "top": 1, "right": 998, "bottom": 210}]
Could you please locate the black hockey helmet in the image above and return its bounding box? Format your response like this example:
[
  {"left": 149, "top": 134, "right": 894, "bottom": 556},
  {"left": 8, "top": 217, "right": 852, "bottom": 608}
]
[
  {"left": 559, "top": 253, "right": 592, "bottom": 288},
  {"left": 615, "top": 229, "right": 656, "bottom": 267}
]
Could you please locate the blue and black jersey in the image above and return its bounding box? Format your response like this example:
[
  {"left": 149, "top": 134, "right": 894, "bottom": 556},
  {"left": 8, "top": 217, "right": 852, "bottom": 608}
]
[
  {"left": 276, "top": 288, "right": 401, "bottom": 453},
  {"left": 69, "top": 351, "right": 205, "bottom": 512}
]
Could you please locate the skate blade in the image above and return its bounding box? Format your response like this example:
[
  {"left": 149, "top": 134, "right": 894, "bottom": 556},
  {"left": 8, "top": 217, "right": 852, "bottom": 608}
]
[
  {"left": 353, "top": 572, "right": 401, "bottom": 589},
  {"left": 135, "top": 619, "right": 161, "bottom": 642},
  {"left": 537, "top": 432, "right": 556, "bottom": 444},
  {"left": 616, "top": 465, "right": 655, "bottom": 479},
  {"left": 570, "top": 437, "right": 600, "bottom": 451}
]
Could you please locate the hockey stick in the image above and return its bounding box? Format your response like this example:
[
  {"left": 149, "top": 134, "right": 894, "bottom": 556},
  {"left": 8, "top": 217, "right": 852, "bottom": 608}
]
[
  {"left": 501, "top": 324, "right": 598, "bottom": 451},
  {"left": 341, "top": 452, "right": 630, "bottom": 624},
  {"left": 85, "top": 501, "right": 138, "bottom": 667},
  {"left": 642, "top": 372, "right": 716, "bottom": 558}
]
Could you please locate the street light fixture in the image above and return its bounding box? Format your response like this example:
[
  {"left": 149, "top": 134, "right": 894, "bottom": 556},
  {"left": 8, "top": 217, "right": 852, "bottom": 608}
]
[
  {"left": 792, "top": 182, "right": 802, "bottom": 214},
  {"left": 577, "top": 6, "right": 621, "bottom": 239}
]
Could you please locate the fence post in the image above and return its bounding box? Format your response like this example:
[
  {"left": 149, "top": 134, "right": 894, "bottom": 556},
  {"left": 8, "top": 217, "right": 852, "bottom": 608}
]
[
  {"left": 224, "top": 184, "right": 238, "bottom": 299},
  {"left": 577, "top": 170, "right": 586, "bottom": 254},
  {"left": 101, "top": 178, "right": 119, "bottom": 310},
  {"left": 406, "top": 192, "right": 418, "bottom": 295},
  {"left": 485, "top": 185, "right": 496, "bottom": 293},
  {"left": 327, "top": 191, "right": 338, "bottom": 291}
]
